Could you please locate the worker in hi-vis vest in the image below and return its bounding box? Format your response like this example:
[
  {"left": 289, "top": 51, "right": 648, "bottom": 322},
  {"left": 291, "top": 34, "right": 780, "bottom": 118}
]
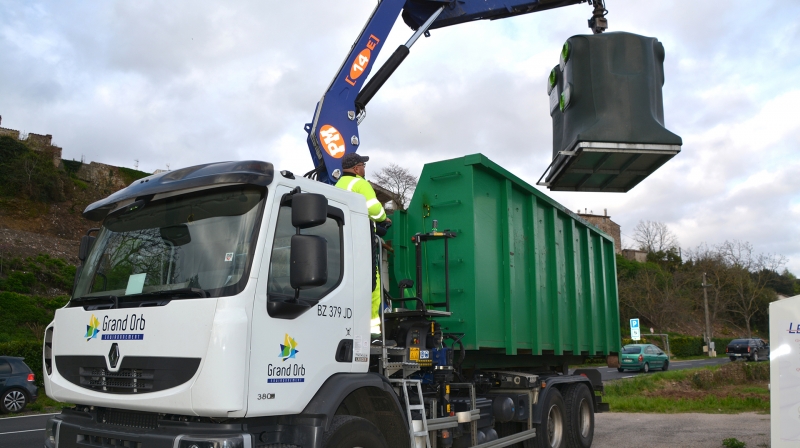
[{"left": 335, "top": 153, "right": 391, "bottom": 334}]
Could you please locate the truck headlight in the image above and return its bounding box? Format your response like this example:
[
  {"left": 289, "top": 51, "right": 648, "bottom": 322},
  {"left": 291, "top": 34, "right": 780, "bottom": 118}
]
[
  {"left": 44, "top": 418, "right": 61, "bottom": 448},
  {"left": 176, "top": 434, "right": 251, "bottom": 448}
]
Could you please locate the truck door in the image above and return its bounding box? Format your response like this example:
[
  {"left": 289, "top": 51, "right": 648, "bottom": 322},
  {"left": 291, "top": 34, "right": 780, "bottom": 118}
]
[{"left": 247, "top": 185, "right": 355, "bottom": 416}]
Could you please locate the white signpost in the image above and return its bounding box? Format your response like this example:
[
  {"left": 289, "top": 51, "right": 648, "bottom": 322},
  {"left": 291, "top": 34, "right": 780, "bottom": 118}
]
[
  {"left": 630, "top": 318, "right": 641, "bottom": 341},
  {"left": 770, "top": 294, "right": 800, "bottom": 446}
]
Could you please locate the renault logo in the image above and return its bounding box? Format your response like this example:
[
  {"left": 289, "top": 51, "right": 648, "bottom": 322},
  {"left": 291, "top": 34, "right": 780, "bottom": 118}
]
[{"left": 108, "top": 343, "right": 120, "bottom": 368}]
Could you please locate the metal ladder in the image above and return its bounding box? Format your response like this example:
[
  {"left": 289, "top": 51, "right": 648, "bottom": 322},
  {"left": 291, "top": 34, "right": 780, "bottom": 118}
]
[{"left": 392, "top": 379, "right": 432, "bottom": 448}]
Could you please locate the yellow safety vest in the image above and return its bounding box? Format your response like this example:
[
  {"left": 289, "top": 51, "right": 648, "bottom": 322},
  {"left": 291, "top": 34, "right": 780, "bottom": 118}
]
[{"left": 335, "top": 175, "right": 387, "bottom": 222}]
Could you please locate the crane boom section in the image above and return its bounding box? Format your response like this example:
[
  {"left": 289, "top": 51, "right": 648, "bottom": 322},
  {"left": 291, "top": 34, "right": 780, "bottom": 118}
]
[{"left": 305, "top": 0, "right": 584, "bottom": 184}]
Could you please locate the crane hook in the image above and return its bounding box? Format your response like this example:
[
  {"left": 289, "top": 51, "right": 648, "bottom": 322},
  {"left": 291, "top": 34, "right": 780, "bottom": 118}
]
[{"left": 588, "top": 0, "right": 608, "bottom": 34}]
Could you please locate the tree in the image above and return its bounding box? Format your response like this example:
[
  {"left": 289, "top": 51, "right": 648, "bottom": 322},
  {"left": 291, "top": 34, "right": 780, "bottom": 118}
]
[
  {"left": 718, "top": 240, "right": 786, "bottom": 338},
  {"left": 632, "top": 220, "right": 678, "bottom": 254},
  {"left": 684, "top": 244, "right": 736, "bottom": 339},
  {"left": 617, "top": 260, "right": 691, "bottom": 332},
  {"left": 373, "top": 163, "right": 417, "bottom": 211}
]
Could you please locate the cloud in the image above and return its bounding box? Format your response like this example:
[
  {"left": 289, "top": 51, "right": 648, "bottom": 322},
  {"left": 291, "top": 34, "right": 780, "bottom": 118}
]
[{"left": 1, "top": 0, "right": 798, "bottom": 274}]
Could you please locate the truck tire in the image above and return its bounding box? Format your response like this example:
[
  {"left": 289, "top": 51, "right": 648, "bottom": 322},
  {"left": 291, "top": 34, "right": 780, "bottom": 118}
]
[
  {"left": 321, "top": 415, "right": 388, "bottom": 448},
  {"left": 533, "top": 389, "right": 566, "bottom": 448},
  {"left": 751, "top": 352, "right": 759, "bottom": 362},
  {"left": 563, "top": 384, "right": 594, "bottom": 448}
]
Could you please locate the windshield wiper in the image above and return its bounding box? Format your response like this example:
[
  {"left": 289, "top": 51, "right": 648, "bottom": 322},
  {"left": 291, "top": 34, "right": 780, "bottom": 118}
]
[
  {"left": 70, "top": 295, "right": 119, "bottom": 309},
  {"left": 130, "top": 287, "right": 208, "bottom": 299}
]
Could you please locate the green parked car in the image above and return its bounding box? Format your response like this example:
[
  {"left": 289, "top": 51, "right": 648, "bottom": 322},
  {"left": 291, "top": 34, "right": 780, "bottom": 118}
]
[{"left": 618, "top": 344, "right": 669, "bottom": 373}]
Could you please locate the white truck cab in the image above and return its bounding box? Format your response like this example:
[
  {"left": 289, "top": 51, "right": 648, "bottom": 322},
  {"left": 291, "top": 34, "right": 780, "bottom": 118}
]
[{"left": 44, "top": 161, "right": 408, "bottom": 448}]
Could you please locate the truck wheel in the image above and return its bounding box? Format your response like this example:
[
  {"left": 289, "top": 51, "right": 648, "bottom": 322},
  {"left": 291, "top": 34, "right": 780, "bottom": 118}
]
[
  {"left": 321, "top": 415, "right": 388, "bottom": 448},
  {"left": 533, "top": 389, "right": 566, "bottom": 448},
  {"left": 1, "top": 389, "right": 28, "bottom": 413},
  {"left": 751, "top": 352, "right": 759, "bottom": 362},
  {"left": 563, "top": 384, "right": 594, "bottom": 448}
]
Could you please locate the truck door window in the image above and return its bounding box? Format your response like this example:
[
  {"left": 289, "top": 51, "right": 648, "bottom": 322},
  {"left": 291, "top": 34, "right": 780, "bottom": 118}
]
[{"left": 267, "top": 204, "right": 343, "bottom": 305}]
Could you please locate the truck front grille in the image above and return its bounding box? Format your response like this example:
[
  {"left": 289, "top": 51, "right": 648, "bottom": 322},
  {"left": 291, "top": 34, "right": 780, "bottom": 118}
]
[
  {"left": 80, "top": 367, "right": 155, "bottom": 393},
  {"left": 98, "top": 408, "right": 159, "bottom": 430},
  {"left": 56, "top": 355, "right": 201, "bottom": 394}
]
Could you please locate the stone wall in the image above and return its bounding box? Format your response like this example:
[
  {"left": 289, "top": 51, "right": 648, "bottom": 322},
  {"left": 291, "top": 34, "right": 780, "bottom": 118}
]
[
  {"left": 0, "top": 127, "right": 62, "bottom": 167},
  {"left": 622, "top": 249, "right": 648, "bottom": 263},
  {"left": 0, "top": 127, "right": 21, "bottom": 140},
  {"left": 578, "top": 209, "right": 622, "bottom": 254},
  {"left": 75, "top": 162, "right": 130, "bottom": 191}
]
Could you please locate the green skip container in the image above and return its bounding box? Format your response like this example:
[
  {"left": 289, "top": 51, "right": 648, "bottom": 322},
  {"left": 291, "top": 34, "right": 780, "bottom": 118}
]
[{"left": 387, "top": 154, "right": 621, "bottom": 369}]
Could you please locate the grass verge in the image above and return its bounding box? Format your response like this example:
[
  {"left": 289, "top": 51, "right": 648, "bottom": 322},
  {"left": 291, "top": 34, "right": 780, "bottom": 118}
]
[
  {"left": 1, "top": 395, "right": 71, "bottom": 417},
  {"left": 604, "top": 361, "right": 769, "bottom": 414}
]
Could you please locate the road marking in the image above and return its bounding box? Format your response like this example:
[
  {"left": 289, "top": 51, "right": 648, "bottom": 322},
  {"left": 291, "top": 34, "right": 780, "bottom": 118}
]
[
  {"left": 622, "top": 375, "right": 635, "bottom": 379},
  {"left": 0, "top": 413, "right": 58, "bottom": 420},
  {"left": 0, "top": 428, "right": 44, "bottom": 435}
]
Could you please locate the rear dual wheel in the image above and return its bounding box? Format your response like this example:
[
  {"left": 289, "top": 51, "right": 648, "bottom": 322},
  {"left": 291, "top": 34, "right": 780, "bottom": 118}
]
[
  {"left": 533, "top": 389, "right": 566, "bottom": 448},
  {"left": 563, "top": 384, "right": 594, "bottom": 448}
]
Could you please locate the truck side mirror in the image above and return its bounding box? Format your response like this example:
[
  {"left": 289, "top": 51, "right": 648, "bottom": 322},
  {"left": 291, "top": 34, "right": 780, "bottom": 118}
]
[
  {"left": 290, "top": 234, "right": 327, "bottom": 289},
  {"left": 291, "top": 193, "right": 327, "bottom": 229},
  {"left": 78, "top": 235, "right": 96, "bottom": 262}
]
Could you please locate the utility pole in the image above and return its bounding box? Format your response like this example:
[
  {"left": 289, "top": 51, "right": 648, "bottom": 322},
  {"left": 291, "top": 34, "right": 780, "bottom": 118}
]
[{"left": 702, "top": 272, "right": 713, "bottom": 356}]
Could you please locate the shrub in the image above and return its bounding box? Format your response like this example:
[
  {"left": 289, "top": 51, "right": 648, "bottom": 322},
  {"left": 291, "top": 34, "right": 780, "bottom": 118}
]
[
  {"left": 0, "top": 271, "right": 36, "bottom": 293},
  {"left": 71, "top": 177, "right": 88, "bottom": 190},
  {"left": 722, "top": 437, "right": 746, "bottom": 448},
  {"left": 690, "top": 362, "right": 769, "bottom": 391},
  {"left": 0, "top": 291, "right": 66, "bottom": 343},
  {"left": 0, "top": 340, "right": 44, "bottom": 387},
  {"left": 0, "top": 254, "right": 77, "bottom": 293}
]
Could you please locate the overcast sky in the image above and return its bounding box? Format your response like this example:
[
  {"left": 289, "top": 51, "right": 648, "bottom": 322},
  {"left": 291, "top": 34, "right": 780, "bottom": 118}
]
[{"left": 1, "top": 0, "right": 799, "bottom": 274}]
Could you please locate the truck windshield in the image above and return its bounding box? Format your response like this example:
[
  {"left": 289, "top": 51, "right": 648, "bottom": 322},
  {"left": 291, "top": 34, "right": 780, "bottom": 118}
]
[{"left": 72, "top": 185, "right": 265, "bottom": 304}]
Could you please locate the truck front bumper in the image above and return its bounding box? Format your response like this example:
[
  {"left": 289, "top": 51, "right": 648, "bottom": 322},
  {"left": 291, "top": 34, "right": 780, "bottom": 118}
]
[{"left": 44, "top": 407, "right": 328, "bottom": 448}]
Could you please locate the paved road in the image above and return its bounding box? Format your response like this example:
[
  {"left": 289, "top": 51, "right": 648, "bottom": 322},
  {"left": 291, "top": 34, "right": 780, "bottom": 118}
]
[
  {"left": 593, "top": 412, "right": 770, "bottom": 448},
  {"left": 0, "top": 412, "right": 770, "bottom": 448},
  {"left": 3, "top": 411, "right": 771, "bottom": 448},
  {"left": 0, "top": 413, "right": 54, "bottom": 448},
  {"left": 587, "top": 356, "right": 732, "bottom": 382}
]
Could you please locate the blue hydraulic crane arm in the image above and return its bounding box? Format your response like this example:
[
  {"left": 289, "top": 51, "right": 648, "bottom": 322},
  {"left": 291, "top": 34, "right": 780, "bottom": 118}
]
[
  {"left": 402, "top": 0, "right": 584, "bottom": 31},
  {"left": 304, "top": 0, "right": 592, "bottom": 184}
]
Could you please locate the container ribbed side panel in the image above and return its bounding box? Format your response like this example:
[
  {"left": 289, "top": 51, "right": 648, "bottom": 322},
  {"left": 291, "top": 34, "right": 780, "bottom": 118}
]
[{"left": 387, "top": 154, "right": 621, "bottom": 364}]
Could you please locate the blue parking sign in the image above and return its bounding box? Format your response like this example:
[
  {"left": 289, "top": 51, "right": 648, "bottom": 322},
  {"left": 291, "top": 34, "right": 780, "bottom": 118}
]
[{"left": 630, "top": 318, "right": 639, "bottom": 328}]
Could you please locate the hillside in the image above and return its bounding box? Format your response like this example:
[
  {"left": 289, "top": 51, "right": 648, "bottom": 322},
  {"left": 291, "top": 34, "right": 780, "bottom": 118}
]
[{"left": 0, "top": 135, "right": 149, "bottom": 264}]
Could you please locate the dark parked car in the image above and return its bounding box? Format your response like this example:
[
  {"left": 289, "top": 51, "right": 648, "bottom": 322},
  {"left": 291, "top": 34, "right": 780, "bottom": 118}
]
[
  {"left": 0, "top": 356, "right": 38, "bottom": 413},
  {"left": 618, "top": 344, "right": 669, "bottom": 372},
  {"left": 726, "top": 338, "right": 769, "bottom": 362}
]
